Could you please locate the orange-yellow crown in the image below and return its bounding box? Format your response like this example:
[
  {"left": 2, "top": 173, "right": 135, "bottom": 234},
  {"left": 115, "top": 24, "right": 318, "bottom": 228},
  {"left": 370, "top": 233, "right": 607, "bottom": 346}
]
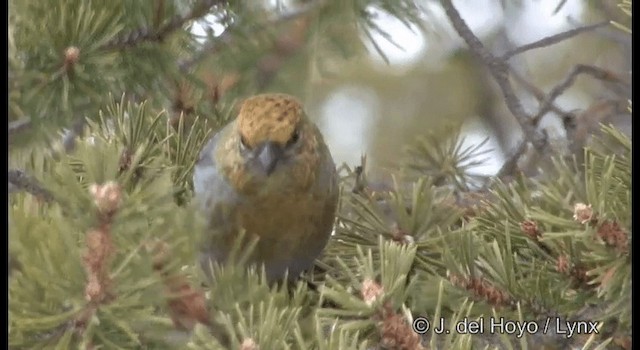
[{"left": 236, "top": 94, "right": 303, "bottom": 148}]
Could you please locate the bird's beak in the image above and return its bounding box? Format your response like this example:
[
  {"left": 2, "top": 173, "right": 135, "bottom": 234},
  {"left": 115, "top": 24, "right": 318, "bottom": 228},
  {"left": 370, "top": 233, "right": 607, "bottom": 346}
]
[{"left": 256, "top": 142, "right": 283, "bottom": 176}]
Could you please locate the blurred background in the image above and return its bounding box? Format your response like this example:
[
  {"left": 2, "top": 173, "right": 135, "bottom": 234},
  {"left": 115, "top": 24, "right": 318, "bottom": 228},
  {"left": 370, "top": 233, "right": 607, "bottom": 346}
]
[
  {"left": 9, "top": 0, "right": 631, "bottom": 178},
  {"left": 190, "top": 0, "right": 630, "bottom": 176}
]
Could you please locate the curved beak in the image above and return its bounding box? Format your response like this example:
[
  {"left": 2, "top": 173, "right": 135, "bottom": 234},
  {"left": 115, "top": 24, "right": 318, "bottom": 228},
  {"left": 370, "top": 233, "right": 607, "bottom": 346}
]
[{"left": 256, "top": 142, "right": 283, "bottom": 175}]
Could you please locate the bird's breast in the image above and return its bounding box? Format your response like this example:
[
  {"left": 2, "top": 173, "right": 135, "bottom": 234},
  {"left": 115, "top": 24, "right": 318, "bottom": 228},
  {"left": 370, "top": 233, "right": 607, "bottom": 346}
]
[{"left": 236, "top": 190, "right": 325, "bottom": 240}]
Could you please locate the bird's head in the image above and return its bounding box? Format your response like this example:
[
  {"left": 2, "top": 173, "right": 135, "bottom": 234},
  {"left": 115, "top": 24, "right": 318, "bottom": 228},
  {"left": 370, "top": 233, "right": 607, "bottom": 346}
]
[{"left": 219, "top": 94, "right": 324, "bottom": 195}]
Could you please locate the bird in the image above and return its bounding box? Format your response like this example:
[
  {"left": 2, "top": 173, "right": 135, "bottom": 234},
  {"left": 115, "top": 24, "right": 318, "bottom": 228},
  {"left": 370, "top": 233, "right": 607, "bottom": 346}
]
[{"left": 193, "top": 93, "right": 339, "bottom": 282}]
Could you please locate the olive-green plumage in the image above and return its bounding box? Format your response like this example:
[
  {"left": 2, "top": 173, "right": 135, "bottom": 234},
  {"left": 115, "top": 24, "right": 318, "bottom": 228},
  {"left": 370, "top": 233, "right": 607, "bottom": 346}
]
[{"left": 193, "top": 93, "right": 338, "bottom": 281}]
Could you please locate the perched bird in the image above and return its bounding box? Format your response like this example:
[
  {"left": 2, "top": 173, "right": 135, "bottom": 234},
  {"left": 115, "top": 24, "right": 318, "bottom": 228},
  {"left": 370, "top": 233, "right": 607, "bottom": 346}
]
[{"left": 193, "top": 93, "right": 338, "bottom": 281}]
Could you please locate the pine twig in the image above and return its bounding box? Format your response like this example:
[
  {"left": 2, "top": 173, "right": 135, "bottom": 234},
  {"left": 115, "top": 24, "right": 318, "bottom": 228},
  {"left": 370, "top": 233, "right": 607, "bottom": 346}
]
[
  {"left": 510, "top": 69, "right": 574, "bottom": 119},
  {"left": 500, "top": 21, "right": 608, "bottom": 60},
  {"left": 101, "top": 0, "right": 226, "bottom": 51},
  {"left": 439, "top": 0, "right": 547, "bottom": 182},
  {"left": 178, "top": 0, "right": 322, "bottom": 72},
  {"left": 531, "top": 64, "right": 631, "bottom": 125},
  {"left": 552, "top": 0, "right": 570, "bottom": 14},
  {"left": 8, "top": 117, "right": 32, "bottom": 138},
  {"left": 495, "top": 141, "right": 527, "bottom": 179},
  {"left": 439, "top": 0, "right": 542, "bottom": 143},
  {"left": 439, "top": 1, "right": 628, "bottom": 181},
  {"left": 8, "top": 169, "right": 54, "bottom": 202}
]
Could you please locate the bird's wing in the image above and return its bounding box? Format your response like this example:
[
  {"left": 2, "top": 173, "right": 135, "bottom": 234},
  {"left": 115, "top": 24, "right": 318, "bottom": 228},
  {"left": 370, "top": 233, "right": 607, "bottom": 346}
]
[{"left": 193, "top": 129, "right": 239, "bottom": 218}]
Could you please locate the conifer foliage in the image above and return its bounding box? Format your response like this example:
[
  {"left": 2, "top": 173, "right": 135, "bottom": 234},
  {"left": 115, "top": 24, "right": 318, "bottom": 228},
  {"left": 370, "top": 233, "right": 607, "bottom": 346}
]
[{"left": 9, "top": 0, "right": 631, "bottom": 349}]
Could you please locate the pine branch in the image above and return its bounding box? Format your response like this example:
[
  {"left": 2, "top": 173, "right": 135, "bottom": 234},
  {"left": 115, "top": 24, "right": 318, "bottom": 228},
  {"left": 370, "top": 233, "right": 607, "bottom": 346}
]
[
  {"left": 439, "top": 0, "right": 547, "bottom": 171},
  {"left": 494, "top": 141, "right": 528, "bottom": 179},
  {"left": 531, "top": 64, "right": 631, "bottom": 125},
  {"left": 439, "top": 1, "right": 625, "bottom": 181},
  {"left": 495, "top": 69, "right": 575, "bottom": 179},
  {"left": 178, "top": 0, "right": 323, "bottom": 72},
  {"left": 8, "top": 117, "right": 31, "bottom": 137},
  {"left": 500, "top": 21, "right": 609, "bottom": 60},
  {"left": 101, "top": 0, "right": 227, "bottom": 51},
  {"left": 8, "top": 169, "right": 54, "bottom": 202},
  {"left": 510, "top": 69, "right": 574, "bottom": 120},
  {"left": 552, "top": 0, "right": 570, "bottom": 14}
]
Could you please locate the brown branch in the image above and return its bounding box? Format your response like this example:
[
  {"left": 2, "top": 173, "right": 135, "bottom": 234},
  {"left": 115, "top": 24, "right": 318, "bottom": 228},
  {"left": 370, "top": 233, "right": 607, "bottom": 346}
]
[
  {"left": 531, "top": 64, "right": 631, "bottom": 125},
  {"left": 8, "top": 117, "right": 31, "bottom": 137},
  {"left": 440, "top": 1, "right": 628, "bottom": 181},
  {"left": 178, "top": 0, "right": 322, "bottom": 72},
  {"left": 552, "top": 0, "right": 570, "bottom": 14},
  {"left": 439, "top": 0, "right": 547, "bottom": 183},
  {"left": 501, "top": 21, "right": 609, "bottom": 60},
  {"left": 439, "top": 0, "right": 540, "bottom": 141},
  {"left": 101, "top": 0, "right": 226, "bottom": 51},
  {"left": 495, "top": 141, "right": 527, "bottom": 179},
  {"left": 8, "top": 169, "right": 54, "bottom": 202},
  {"left": 510, "top": 69, "right": 574, "bottom": 119}
]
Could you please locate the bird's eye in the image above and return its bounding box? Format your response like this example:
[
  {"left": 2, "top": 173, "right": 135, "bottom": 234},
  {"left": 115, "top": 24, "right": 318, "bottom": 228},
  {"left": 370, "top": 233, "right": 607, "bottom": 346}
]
[
  {"left": 287, "top": 129, "right": 300, "bottom": 148},
  {"left": 239, "top": 136, "right": 250, "bottom": 151}
]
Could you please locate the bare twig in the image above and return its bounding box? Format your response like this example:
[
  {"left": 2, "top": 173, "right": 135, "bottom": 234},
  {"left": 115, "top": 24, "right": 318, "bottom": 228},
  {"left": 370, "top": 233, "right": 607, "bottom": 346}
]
[
  {"left": 501, "top": 21, "right": 609, "bottom": 60},
  {"left": 441, "top": 0, "right": 629, "bottom": 181},
  {"left": 565, "top": 16, "right": 631, "bottom": 48},
  {"left": 440, "top": 0, "right": 547, "bottom": 179},
  {"left": 552, "top": 0, "right": 570, "bottom": 15},
  {"left": 495, "top": 141, "right": 528, "bottom": 179},
  {"left": 101, "top": 0, "right": 226, "bottom": 51},
  {"left": 440, "top": 1, "right": 529, "bottom": 130},
  {"left": 510, "top": 69, "right": 574, "bottom": 119},
  {"left": 8, "top": 169, "right": 54, "bottom": 202},
  {"left": 531, "top": 64, "right": 631, "bottom": 125}
]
